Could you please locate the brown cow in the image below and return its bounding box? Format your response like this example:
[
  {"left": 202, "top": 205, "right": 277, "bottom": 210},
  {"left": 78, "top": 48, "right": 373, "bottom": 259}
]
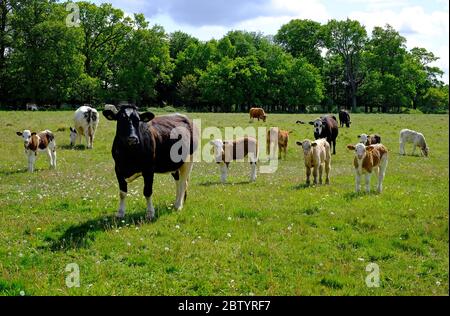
[
  {"left": 267, "top": 127, "right": 290, "bottom": 160},
  {"left": 249, "top": 108, "right": 267, "bottom": 122}
]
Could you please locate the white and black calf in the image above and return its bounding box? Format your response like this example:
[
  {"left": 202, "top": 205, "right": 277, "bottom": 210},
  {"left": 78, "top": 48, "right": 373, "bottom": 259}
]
[
  {"left": 308, "top": 115, "right": 339, "bottom": 155},
  {"left": 16, "top": 130, "right": 56, "bottom": 172},
  {"left": 103, "top": 105, "right": 198, "bottom": 221},
  {"left": 70, "top": 106, "right": 99, "bottom": 149}
]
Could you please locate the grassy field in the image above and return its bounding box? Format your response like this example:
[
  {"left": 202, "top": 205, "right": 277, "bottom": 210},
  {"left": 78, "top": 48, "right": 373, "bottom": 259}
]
[{"left": 0, "top": 111, "right": 448, "bottom": 296}]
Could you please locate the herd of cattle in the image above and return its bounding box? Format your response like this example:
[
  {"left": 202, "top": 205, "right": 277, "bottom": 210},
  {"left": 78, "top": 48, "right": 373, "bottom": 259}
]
[{"left": 16, "top": 105, "right": 430, "bottom": 220}]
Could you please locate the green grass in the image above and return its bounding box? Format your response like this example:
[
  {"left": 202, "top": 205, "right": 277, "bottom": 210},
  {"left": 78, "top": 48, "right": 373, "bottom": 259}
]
[{"left": 0, "top": 111, "right": 448, "bottom": 296}]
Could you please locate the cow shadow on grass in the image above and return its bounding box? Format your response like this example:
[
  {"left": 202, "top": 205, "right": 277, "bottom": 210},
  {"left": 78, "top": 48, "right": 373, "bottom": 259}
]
[
  {"left": 59, "top": 144, "right": 87, "bottom": 151},
  {"left": 199, "top": 180, "right": 252, "bottom": 186},
  {"left": 343, "top": 191, "right": 381, "bottom": 201},
  {"left": 0, "top": 168, "right": 29, "bottom": 176},
  {"left": 44, "top": 206, "right": 173, "bottom": 252}
]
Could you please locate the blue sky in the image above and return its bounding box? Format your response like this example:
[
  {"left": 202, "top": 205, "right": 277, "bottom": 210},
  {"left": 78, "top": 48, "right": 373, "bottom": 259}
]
[{"left": 90, "top": 0, "right": 449, "bottom": 83}]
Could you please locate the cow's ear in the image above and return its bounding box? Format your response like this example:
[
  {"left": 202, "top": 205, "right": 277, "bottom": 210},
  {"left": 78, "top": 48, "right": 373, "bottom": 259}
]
[
  {"left": 312, "top": 142, "right": 318, "bottom": 147},
  {"left": 16, "top": 132, "right": 23, "bottom": 136},
  {"left": 296, "top": 141, "right": 302, "bottom": 146},
  {"left": 103, "top": 110, "right": 117, "bottom": 121},
  {"left": 357, "top": 135, "right": 361, "bottom": 138},
  {"left": 308, "top": 121, "right": 314, "bottom": 125},
  {"left": 31, "top": 132, "right": 37, "bottom": 136},
  {"left": 140, "top": 112, "right": 155, "bottom": 123},
  {"left": 347, "top": 145, "right": 355, "bottom": 150}
]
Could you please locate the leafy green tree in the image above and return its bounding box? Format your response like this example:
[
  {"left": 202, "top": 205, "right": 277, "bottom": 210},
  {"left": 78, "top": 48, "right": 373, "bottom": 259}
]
[
  {"left": 275, "top": 19, "right": 323, "bottom": 67},
  {"left": 323, "top": 19, "right": 367, "bottom": 112},
  {"left": 169, "top": 31, "right": 199, "bottom": 59}
]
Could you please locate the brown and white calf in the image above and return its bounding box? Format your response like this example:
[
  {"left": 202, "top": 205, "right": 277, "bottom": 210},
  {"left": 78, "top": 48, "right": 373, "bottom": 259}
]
[
  {"left": 347, "top": 143, "right": 388, "bottom": 193},
  {"left": 210, "top": 137, "right": 258, "bottom": 183},
  {"left": 296, "top": 138, "right": 331, "bottom": 186},
  {"left": 358, "top": 133, "right": 382, "bottom": 146},
  {"left": 267, "top": 128, "right": 290, "bottom": 160},
  {"left": 16, "top": 130, "right": 56, "bottom": 172}
]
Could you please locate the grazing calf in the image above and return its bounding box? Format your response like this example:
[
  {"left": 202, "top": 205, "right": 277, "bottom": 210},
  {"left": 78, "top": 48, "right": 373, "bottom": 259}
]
[
  {"left": 309, "top": 115, "right": 339, "bottom": 155},
  {"left": 103, "top": 105, "right": 198, "bottom": 220},
  {"left": 16, "top": 130, "right": 56, "bottom": 172},
  {"left": 339, "top": 110, "right": 351, "bottom": 128},
  {"left": 296, "top": 138, "right": 331, "bottom": 186},
  {"left": 358, "top": 133, "right": 382, "bottom": 146},
  {"left": 400, "top": 129, "right": 429, "bottom": 157},
  {"left": 267, "top": 128, "right": 290, "bottom": 160},
  {"left": 210, "top": 137, "right": 258, "bottom": 183},
  {"left": 347, "top": 143, "right": 388, "bottom": 193},
  {"left": 26, "top": 103, "right": 38, "bottom": 111},
  {"left": 249, "top": 107, "right": 267, "bottom": 122},
  {"left": 70, "top": 106, "right": 99, "bottom": 149}
]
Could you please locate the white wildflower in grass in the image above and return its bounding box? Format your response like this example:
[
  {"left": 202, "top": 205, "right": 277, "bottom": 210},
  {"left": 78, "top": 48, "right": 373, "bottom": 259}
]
[
  {"left": 358, "top": 258, "right": 365, "bottom": 262},
  {"left": 228, "top": 216, "right": 232, "bottom": 221},
  {"left": 164, "top": 247, "right": 170, "bottom": 252},
  {"left": 19, "top": 290, "right": 25, "bottom": 296},
  {"left": 175, "top": 225, "right": 180, "bottom": 229},
  {"left": 227, "top": 233, "right": 232, "bottom": 238}
]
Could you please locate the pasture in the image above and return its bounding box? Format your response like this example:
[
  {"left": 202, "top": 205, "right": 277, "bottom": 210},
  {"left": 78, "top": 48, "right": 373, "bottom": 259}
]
[{"left": 0, "top": 111, "right": 448, "bottom": 296}]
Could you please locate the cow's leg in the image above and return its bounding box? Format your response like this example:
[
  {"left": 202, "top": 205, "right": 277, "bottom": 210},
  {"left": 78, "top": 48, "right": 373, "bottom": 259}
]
[
  {"left": 313, "top": 166, "right": 318, "bottom": 185},
  {"left": 325, "top": 159, "right": 331, "bottom": 185},
  {"left": 116, "top": 169, "right": 128, "bottom": 219},
  {"left": 412, "top": 143, "right": 417, "bottom": 156},
  {"left": 332, "top": 139, "right": 336, "bottom": 155},
  {"left": 175, "top": 159, "right": 194, "bottom": 211},
  {"left": 46, "top": 149, "right": 53, "bottom": 169},
  {"left": 399, "top": 141, "right": 404, "bottom": 155},
  {"left": 306, "top": 167, "right": 311, "bottom": 186},
  {"left": 365, "top": 173, "right": 371, "bottom": 193},
  {"left": 249, "top": 151, "right": 258, "bottom": 182},
  {"left": 355, "top": 171, "right": 361, "bottom": 193},
  {"left": 318, "top": 163, "right": 323, "bottom": 185},
  {"left": 27, "top": 152, "right": 35, "bottom": 173},
  {"left": 85, "top": 130, "right": 91, "bottom": 149},
  {"left": 143, "top": 172, "right": 155, "bottom": 220},
  {"left": 220, "top": 162, "right": 228, "bottom": 183},
  {"left": 48, "top": 142, "right": 56, "bottom": 168},
  {"left": 378, "top": 155, "right": 388, "bottom": 193}
]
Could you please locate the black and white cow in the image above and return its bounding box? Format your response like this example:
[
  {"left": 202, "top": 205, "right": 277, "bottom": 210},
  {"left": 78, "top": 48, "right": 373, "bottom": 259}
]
[
  {"left": 103, "top": 104, "right": 198, "bottom": 221},
  {"left": 309, "top": 115, "right": 339, "bottom": 155}
]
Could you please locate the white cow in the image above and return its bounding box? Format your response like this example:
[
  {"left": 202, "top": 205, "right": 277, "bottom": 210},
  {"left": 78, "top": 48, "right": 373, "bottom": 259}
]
[
  {"left": 399, "top": 129, "right": 429, "bottom": 157},
  {"left": 70, "top": 106, "right": 99, "bottom": 149}
]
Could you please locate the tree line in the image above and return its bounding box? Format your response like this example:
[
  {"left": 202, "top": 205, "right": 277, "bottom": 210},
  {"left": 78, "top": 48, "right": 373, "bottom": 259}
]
[{"left": 0, "top": 0, "right": 448, "bottom": 113}]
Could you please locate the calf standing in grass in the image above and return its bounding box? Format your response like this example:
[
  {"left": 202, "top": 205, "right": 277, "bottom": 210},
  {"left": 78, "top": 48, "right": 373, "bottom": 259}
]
[
  {"left": 210, "top": 137, "right": 258, "bottom": 183},
  {"left": 347, "top": 143, "right": 388, "bottom": 193},
  {"left": 103, "top": 104, "right": 198, "bottom": 220},
  {"left": 339, "top": 109, "right": 351, "bottom": 128},
  {"left": 399, "top": 129, "right": 429, "bottom": 157},
  {"left": 296, "top": 138, "right": 331, "bottom": 186},
  {"left": 359, "top": 133, "right": 382, "bottom": 146},
  {"left": 16, "top": 130, "right": 56, "bottom": 172},
  {"left": 267, "top": 128, "right": 290, "bottom": 160},
  {"left": 70, "top": 106, "right": 99, "bottom": 149}
]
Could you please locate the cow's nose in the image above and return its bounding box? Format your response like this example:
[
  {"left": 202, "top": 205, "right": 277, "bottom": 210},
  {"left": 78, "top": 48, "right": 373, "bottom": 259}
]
[{"left": 127, "top": 136, "right": 139, "bottom": 145}]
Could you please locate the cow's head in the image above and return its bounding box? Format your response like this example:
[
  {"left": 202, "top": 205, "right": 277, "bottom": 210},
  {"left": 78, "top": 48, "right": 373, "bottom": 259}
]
[
  {"left": 69, "top": 127, "right": 77, "bottom": 146},
  {"left": 103, "top": 105, "right": 155, "bottom": 146},
  {"left": 347, "top": 143, "right": 373, "bottom": 160},
  {"left": 209, "top": 139, "right": 224, "bottom": 163},
  {"left": 262, "top": 115, "right": 267, "bottom": 122},
  {"left": 422, "top": 146, "right": 429, "bottom": 157},
  {"left": 16, "top": 130, "right": 33, "bottom": 146},
  {"left": 358, "top": 134, "right": 369, "bottom": 145},
  {"left": 309, "top": 118, "right": 324, "bottom": 135},
  {"left": 296, "top": 139, "right": 318, "bottom": 156}
]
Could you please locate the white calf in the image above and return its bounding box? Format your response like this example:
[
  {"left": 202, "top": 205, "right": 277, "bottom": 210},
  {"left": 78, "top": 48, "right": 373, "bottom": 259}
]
[
  {"left": 210, "top": 137, "right": 258, "bottom": 183},
  {"left": 16, "top": 130, "right": 56, "bottom": 172},
  {"left": 400, "top": 129, "right": 429, "bottom": 157},
  {"left": 70, "top": 106, "right": 99, "bottom": 149},
  {"left": 296, "top": 138, "right": 331, "bottom": 185}
]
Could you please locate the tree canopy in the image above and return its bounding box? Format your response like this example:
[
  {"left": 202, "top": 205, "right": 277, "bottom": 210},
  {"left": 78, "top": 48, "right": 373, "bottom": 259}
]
[{"left": 0, "top": 1, "right": 447, "bottom": 113}]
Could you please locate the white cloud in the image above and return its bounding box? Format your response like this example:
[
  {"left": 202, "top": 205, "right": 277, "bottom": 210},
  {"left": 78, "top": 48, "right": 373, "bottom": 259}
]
[{"left": 350, "top": 5, "right": 449, "bottom": 83}]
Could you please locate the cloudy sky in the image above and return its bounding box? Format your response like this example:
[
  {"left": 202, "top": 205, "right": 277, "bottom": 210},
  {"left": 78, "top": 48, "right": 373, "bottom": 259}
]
[{"left": 90, "top": 0, "right": 449, "bottom": 83}]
